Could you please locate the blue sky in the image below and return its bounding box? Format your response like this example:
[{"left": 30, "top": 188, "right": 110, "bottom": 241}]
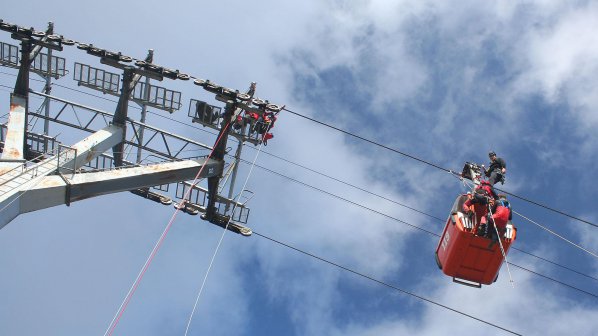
[{"left": 1, "top": 1, "right": 598, "bottom": 335}]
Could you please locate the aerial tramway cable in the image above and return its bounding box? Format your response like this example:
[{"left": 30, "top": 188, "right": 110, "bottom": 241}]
[
  {"left": 19, "top": 75, "right": 595, "bottom": 230},
  {"left": 242, "top": 150, "right": 445, "bottom": 222},
  {"left": 283, "top": 107, "right": 598, "bottom": 229},
  {"left": 251, "top": 157, "right": 598, "bottom": 274},
  {"left": 253, "top": 231, "right": 523, "bottom": 336}
]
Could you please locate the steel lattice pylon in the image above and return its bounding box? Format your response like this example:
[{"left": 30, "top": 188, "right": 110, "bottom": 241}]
[{"left": 0, "top": 19, "right": 283, "bottom": 236}]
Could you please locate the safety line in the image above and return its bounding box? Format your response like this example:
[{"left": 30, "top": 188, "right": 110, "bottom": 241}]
[
  {"left": 253, "top": 231, "right": 522, "bottom": 336},
  {"left": 183, "top": 224, "right": 229, "bottom": 335},
  {"left": 103, "top": 122, "right": 231, "bottom": 336},
  {"left": 487, "top": 205, "right": 515, "bottom": 287},
  {"left": 184, "top": 122, "right": 270, "bottom": 336},
  {"left": 513, "top": 210, "right": 598, "bottom": 259}
]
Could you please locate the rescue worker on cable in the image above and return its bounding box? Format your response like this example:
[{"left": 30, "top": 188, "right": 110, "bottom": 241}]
[{"left": 485, "top": 151, "right": 506, "bottom": 185}]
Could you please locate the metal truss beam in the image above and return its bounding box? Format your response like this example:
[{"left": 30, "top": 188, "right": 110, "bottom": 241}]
[
  {"left": 29, "top": 91, "right": 212, "bottom": 161},
  {"left": 66, "top": 124, "right": 124, "bottom": 171},
  {"left": 0, "top": 158, "right": 222, "bottom": 229}
]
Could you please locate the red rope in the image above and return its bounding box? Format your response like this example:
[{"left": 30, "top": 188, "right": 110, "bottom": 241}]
[{"left": 105, "top": 122, "right": 231, "bottom": 336}]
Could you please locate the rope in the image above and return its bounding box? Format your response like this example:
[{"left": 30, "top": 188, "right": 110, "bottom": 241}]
[
  {"left": 511, "top": 247, "right": 598, "bottom": 282},
  {"left": 183, "top": 224, "right": 228, "bottom": 335},
  {"left": 184, "top": 119, "right": 272, "bottom": 335},
  {"left": 487, "top": 205, "right": 515, "bottom": 287},
  {"left": 513, "top": 210, "right": 598, "bottom": 259},
  {"left": 103, "top": 122, "right": 231, "bottom": 336}
]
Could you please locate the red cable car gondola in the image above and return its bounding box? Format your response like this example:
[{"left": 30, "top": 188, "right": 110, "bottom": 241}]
[{"left": 435, "top": 163, "right": 517, "bottom": 287}]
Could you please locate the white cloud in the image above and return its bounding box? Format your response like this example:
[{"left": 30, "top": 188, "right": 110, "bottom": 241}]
[
  {"left": 2, "top": 1, "right": 598, "bottom": 336},
  {"left": 332, "top": 266, "right": 598, "bottom": 336},
  {"left": 511, "top": 2, "right": 598, "bottom": 155}
]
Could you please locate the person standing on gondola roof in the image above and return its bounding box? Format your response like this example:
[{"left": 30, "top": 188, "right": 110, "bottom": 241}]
[{"left": 485, "top": 151, "right": 506, "bottom": 185}]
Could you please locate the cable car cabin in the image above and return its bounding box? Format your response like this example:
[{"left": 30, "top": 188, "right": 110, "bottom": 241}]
[{"left": 435, "top": 194, "right": 517, "bottom": 287}]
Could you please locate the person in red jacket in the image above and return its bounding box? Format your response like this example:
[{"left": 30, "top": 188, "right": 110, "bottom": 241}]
[
  {"left": 490, "top": 203, "right": 510, "bottom": 231},
  {"left": 478, "top": 180, "right": 498, "bottom": 200},
  {"left": 486, "top": 196, "right": 511, "bottom": 242},
  {"left": 463, "top": 188, "right": 491, "bottom": 235}
]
